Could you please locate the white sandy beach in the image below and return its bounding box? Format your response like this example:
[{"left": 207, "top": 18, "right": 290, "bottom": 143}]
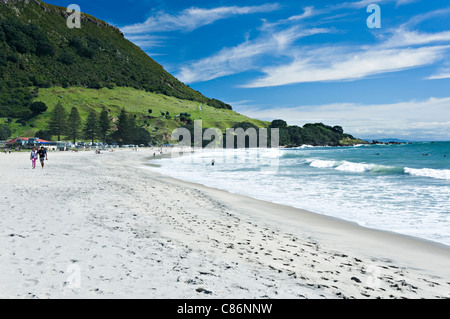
[{"left": 0, "top": 149, "right": 449, "bottom": 299}]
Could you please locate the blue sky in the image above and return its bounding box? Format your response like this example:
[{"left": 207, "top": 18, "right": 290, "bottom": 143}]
[{"left": 51, "top": 0, "right": 450, "bottom": 140}]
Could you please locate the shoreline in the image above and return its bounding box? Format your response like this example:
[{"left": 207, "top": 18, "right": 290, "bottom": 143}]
[
  {"left": 141, "top": 153, "right": 450, "bottom": 274},
  {"left": 1, "top": 149, "right": 449, "bottom": 299}
]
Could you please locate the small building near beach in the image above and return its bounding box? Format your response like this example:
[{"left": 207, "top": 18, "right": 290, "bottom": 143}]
[{"left": 6, "top": 137, "right": 55, "bottom": 150}]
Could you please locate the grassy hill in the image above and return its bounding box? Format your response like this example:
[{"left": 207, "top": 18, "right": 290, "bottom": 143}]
[{"left": 1, "top": 86, "right": 268, "bottom": 142}]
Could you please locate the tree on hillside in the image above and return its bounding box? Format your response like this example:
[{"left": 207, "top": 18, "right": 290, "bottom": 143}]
[
  {"left": 29, "top": 101, "right": 48, "bottom": 116},
  {"left": 114, "top": 109, "right": 134, "bottom": 145},
  {"left": 66, "top": 107, "right": 82, "bottom": 144},
  {"left": 48, "top": 102, "right": 67, "bottom": 141},
  {"left": 0, "top": 124, "right": 11, "bottom": 140},
  {"left": 35, "top": 130, "right": 52, "bottom": 141},
  {"left": 98, "top": 108, "right": 111, "bottom": 144},
  {"left": 269, "top": 119, "right": 288, "bottom": 129},
  {"left": 133, "top": 127, "right": 152, "bottom": 146},
  {"left": 83, "top": 110, "right": 98, "bottom": 144},
  {"left": 269, "top": 119, "right": 290, "bottom": 146}
]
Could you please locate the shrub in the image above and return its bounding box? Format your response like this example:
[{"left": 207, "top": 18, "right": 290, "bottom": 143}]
[
  {"left": 30, "top": 101, "right": 48, "bottom": 115},
  {"left": 0, "top": 124, "right": 11, "bottom": 140},
  {"left": 57, "top": 52, "right": 76, "bottom": 65}
]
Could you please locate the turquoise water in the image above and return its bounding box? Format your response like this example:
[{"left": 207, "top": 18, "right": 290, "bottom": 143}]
[{"left": 150, "top": 142, "right": 450, "bottom": 246}]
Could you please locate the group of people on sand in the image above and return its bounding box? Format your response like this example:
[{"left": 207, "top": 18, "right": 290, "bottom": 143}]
[{"left": 30, "top": 146, "right": 48, "bottom": 169}]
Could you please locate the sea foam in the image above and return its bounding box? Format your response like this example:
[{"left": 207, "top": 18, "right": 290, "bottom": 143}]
[{"left": 404, "top": 167, "right": 450, "bottom": 180}]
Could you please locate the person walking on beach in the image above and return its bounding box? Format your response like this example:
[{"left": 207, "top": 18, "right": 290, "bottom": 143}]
[
  {"left": 30, "top": 147, "right": 38, "bottom": 169},
  {"left": 37, "top": 146, "right": 48, "bottom": 169}
]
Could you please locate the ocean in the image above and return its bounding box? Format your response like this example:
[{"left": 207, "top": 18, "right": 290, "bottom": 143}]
[{"left": 149, "top": 142, "right": 450, "bottom": 246}]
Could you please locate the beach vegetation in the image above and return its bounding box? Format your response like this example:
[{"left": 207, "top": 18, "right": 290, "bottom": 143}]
[
  {"left": 67, "top": 107, "right": 82, "bottom": 144},
  {"left": 48, "top": 102, "right": 67, "bottom": 141},
  {"left": 98, "top": 108, "right": 111, "bottom": 144},
  {"left": 0, "top": 124, "right": 11, "bottom": 140},
  {"left": 83, "top": 109, "right": 98, "bottom": 144}
]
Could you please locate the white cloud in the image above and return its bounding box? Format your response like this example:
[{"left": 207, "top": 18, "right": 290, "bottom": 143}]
[
  {"left": 396, "top": 0, "right": 418, "bottom": 5},
  {"left": 173, "top": 3, "right": 450, "bottom": 87},
  {"left": 239, "top": 97, "right": 450, "bottom": 140},
  {"left": 121, "top": 4, "right": 280, "bottom": 34},
  {"left": 336, "top": 0, "right": 417, "bottom": 9},
  {"left": 125, "top": 35, "right": 165, "bottom": 49},
  {"left": 261, "top": 6, "right": 318, "bottom": 29},
  {"left": 381, "top": 28, "right": 450, "bottom": 48},
  {"left": 427, "top": 68, "right": 450, "bottom": 80},
  {"left": 243, "top": 45, "right": 449, "bottom": 88},
  {"left": 177, "top": 27, "right": 331, "bottom": 83},
  {"left": 287, "top": 6, "right": 315, "bottom": 21},
  {"left": 400, "top": 7, "right": 450, "bottom": 29}
]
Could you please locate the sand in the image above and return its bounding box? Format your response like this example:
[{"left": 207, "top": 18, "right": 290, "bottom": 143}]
[{"left": 0, "top": 149, "right": 449, "bottom": 299}]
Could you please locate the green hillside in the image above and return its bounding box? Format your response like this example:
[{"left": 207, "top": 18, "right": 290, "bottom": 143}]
[{"left": 3, "top": 86, "right": 267, "bottom": 141}]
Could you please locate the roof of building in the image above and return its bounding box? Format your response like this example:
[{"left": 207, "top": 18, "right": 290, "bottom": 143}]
[{"left": 6, "top": 137, "right": 52, "bottom": 145}]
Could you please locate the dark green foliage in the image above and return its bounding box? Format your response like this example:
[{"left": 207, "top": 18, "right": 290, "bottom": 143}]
[
  {"left": 0, "top": 27, "right": 5, "bottom": 42},
  {"left": 269, "top": 120, "right": 288, "bottom": 129},
  {"left": 30, "top": 101, "right": 48, "bottom": 116},
  {"left": 269, "top": 119, "right": 290, "bottom": 146},
  {"left": 287, "top": 125, "right": 303, "bottom": 145},
  {"left": 35, "top": 130, "right": 52, "bottom": 141},
  {"left": 48, "top": 102, "right": 67, "bottom": 141},
  {"left": 83, "top": 110, "right": 98, "bottom": 143},
  {"left": 67, "top": 107, "right": 82, "bottom": 144},
  {"left": 6, "top": 53, "right": 19, "bottom": 63},
  {"left": 207, "top": 98, "right": 232, "bottom": 110},
  {"left": 178, "top": 112, "right": 192, "bottom": 124},
  {"left": 133, "top": 127, "right": 152, "bottom": 146},
  {"left": 98, "top": 108, "right": 111, "bottom": 143},
  {"left": 0, "top": 87, "right": 33, "bottom": 118},
  {"left": 57, "top": 52, "right": 76, "bottom": 65},
  {"left": 0, "top": 50, "right": 7, "bottom": 66},
  {"left": 114, "top": 109, "right": 133, "bottom": 145},
  {"left": 0, "top": 124, "right": 11, "bottom": 140},
  {"left": 69, "top": 37, "right": 95, "bottom": 59},
  {"left": 112, "top": 109, "right": 152, "bottom": 145},
  {"left": 0, "top": 18, "right": 54, "bottom": 56},
  {"left": 332, "top": 126, "right": 344, "bottom": 135}
]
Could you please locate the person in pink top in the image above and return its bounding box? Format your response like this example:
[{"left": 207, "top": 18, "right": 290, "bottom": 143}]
[{"left": 30, "top": 147, "right": 38, "bottom": 169}]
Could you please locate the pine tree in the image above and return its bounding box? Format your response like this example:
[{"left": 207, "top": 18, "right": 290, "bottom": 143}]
[
  {"left": 98, "top": 107, "right": 111, "bottom": 144},
  {"left": 83, "top": 110, "right": 98, "bottom": 144},
  {"left": 48, "top": 102, "right": 67, "bottom": 141},
  {"left": 116, "top": 108, "right": 132, "bottom": 145},
  {"left": 66, "top": 107, "right": 82, "bottom": 144}
]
